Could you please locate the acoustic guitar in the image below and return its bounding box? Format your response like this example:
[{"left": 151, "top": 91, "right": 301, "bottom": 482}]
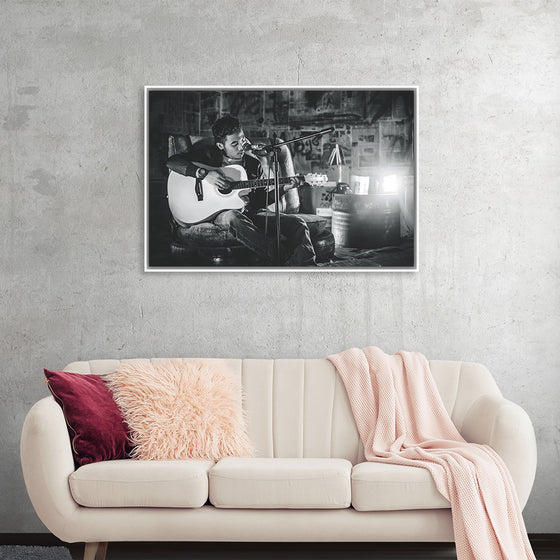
[{"left": 167, "top": 164, "right": 328, "bottom": 225}]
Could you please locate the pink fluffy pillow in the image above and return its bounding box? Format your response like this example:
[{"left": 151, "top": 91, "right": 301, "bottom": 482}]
[{"left": 104, "top": 359, "right": 252, "bottom": 461}]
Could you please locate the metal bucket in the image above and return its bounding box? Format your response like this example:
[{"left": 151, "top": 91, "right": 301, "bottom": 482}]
[{"left": 331, "top": 194, "right": 400, "bottom": 248}]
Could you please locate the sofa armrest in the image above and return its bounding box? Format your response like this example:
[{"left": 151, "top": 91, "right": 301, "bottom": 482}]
[
  {"left": 20, "top": 397, "right": 80, "bottom": 539},
  {"left": 460, "top": 394, "right": 537, "bottom": 509}
]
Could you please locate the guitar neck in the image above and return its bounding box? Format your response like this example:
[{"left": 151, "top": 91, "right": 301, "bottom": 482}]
[{"left": 231, "top": 177, "right": 293, "bottom": 191}]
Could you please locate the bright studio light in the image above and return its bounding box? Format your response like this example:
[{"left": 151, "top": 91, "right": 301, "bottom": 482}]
[{"left": 382, "top": 174, "right": 400, "bottom": 193}]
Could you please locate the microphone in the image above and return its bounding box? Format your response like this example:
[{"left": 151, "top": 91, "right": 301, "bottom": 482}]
[
  {"left": 245, "top": 128, "right": 335, "bottom": 156},
  {"left": 244, "top": 143, "right": 272, "bottom": 156}
]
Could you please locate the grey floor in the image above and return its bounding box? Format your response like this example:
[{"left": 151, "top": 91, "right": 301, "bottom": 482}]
[{"left": 63, "top": 540, "right": 558, "bottom": 560}]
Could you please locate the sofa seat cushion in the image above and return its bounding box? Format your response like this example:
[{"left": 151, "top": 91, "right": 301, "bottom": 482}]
[
  {"left": 351, "top": 462, "right": 450, "bottom": 511},
  {"left": 209, "top": 457, "right": 352, "bottom": 509},
  {"left": 69, "top": 459, "right": 214, "bottom": 508}
]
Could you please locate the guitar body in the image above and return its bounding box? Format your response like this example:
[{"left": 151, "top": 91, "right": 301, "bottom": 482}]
[{"left": 167, "top": 165, "right": 250, "bottom": 225}]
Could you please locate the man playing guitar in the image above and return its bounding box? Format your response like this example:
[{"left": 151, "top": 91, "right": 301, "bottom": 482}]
[{"left": 166, "top": 115, "right": 317, "bottom": 266}]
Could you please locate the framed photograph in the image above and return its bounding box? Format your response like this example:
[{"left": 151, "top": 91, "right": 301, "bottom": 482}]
[{"left": 144, "top": 86, "right": 418, "bottom": 271}]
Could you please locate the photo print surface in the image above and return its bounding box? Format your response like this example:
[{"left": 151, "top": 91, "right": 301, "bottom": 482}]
[{"left": 145, "top": 87, "right": 417, "bottom": 271}]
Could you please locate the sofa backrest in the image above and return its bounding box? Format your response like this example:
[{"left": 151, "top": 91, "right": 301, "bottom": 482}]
[{"left": 63, "top": 358, "right": 502, "bottom": 464}]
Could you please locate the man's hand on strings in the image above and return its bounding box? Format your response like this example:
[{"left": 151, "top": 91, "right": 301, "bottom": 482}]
[
  {"left": 206, "top": 170, "right": 232, "bottom": 193},
  {"left": 285, "top": 174, "right": 304, "bottom": 191}
]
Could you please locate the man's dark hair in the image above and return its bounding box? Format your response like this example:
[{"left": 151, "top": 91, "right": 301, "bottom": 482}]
[{"left": 212, "top": 115, "right": 241, "bottom": 144}]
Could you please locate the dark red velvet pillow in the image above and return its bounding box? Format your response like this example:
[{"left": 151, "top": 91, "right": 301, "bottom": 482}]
[{"left": 44, "top": 369, "right": 131, "bottom": 467}]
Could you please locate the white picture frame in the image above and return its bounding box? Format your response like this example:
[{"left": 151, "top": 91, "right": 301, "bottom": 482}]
[{"left": 144, "top": 86, "right": 418, "bottom": 272}]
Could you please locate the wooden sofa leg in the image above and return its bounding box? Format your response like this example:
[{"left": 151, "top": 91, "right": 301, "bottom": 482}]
[
  {"left": 84, "top": 543, "right": 98, "bottom": 560},
  {"left": 97, "top": 542, "right": 108, "bottom": 560},
  {"left": 84, "top": 542, "right": 108, "bottom": 560}
]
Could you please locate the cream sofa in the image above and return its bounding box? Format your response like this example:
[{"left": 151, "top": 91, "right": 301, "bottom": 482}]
[{"left": 21, "top": 358, "right": 537, "bottom": 560}]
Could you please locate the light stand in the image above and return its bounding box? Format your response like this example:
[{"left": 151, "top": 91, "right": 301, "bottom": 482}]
[{"left": 327, "top": 143, "right": 344, "bottom": 183}]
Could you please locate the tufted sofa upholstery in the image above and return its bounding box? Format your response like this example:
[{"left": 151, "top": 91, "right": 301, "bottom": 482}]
[{"left": 21, "top": 358, "right": 537, "bottom": 559}]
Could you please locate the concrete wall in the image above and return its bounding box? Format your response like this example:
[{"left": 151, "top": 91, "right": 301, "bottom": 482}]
[{"left": 1, "top": 0, "right": 558, "bottom": 533}]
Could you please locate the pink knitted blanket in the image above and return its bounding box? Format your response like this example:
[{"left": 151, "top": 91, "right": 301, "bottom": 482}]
[{"left": 327, "top": 347, "right": 535, "bottom": 560}]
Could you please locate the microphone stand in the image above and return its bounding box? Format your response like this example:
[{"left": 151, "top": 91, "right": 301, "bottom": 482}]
[{"left": 255, "top": 127, "right": 334, "bottom": 266}]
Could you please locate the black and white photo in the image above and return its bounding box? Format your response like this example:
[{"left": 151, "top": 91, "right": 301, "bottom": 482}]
[{"left": 145, "top": 87, "right": 418, "bottom": 271}]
